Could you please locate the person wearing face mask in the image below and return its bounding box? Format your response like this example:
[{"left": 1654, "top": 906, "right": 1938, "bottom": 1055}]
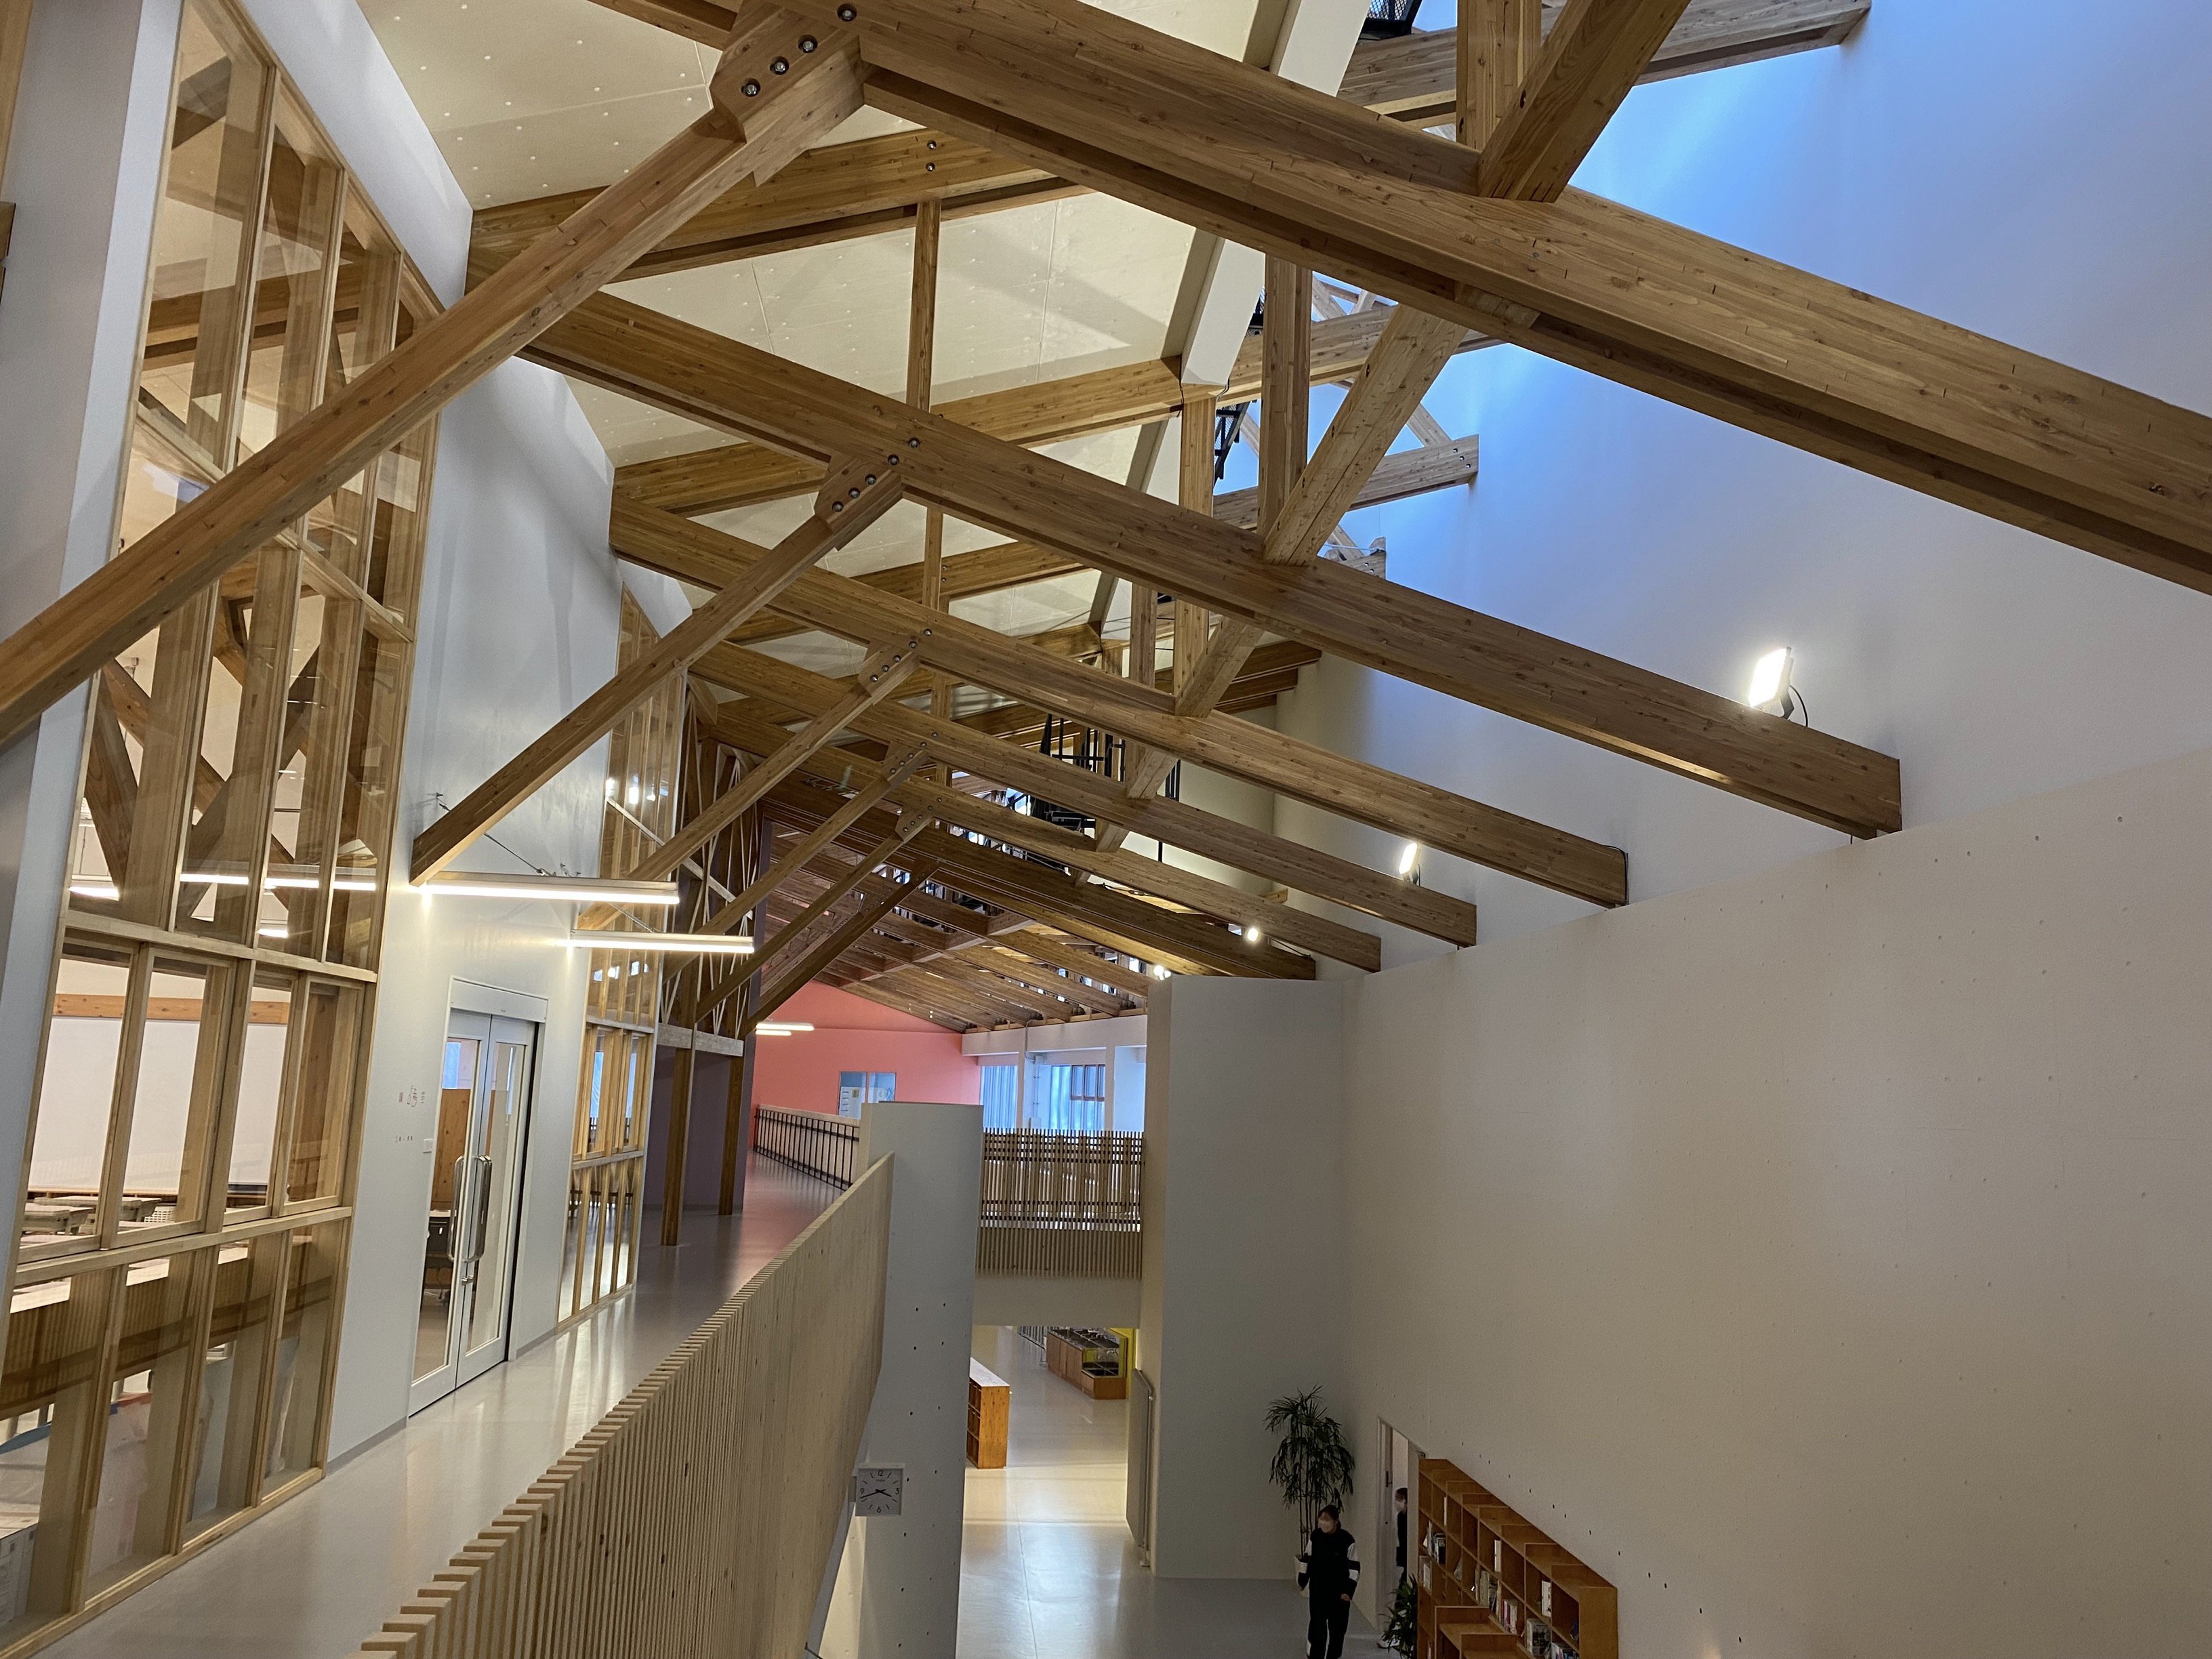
[{"left": 1296, "top": 1504, "right": 1360, "bottom": 1659}]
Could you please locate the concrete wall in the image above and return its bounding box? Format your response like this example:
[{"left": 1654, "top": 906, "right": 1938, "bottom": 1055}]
[
  {"left": 1137, "top": 977, "right": 1347, "bottom": 1579},
  {"left": 1261, "top": 0, "right": 2212, "bottom": 961},
  {"left": 1333, "top": 741, "right": 2212, "bottom": 1654}
]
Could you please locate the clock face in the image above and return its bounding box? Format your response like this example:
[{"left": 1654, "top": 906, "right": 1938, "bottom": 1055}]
[{"left": 853, "top": 1467, "right": 903, "bottom": 1517}]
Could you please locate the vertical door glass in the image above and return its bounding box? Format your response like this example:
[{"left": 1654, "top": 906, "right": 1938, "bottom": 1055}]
[
  {"left": 140, "top": 0, "right": 272, "bottom": 464},
  {"left": 464, "top": 1042, "right": 529, "bottom": 1359},
  {"left": 413, "top": 1038, "right": 476, "bottom": 1384}
]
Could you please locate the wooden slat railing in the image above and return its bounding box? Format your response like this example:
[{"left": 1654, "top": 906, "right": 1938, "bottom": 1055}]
[
  {"left": 346, "top": 1160, "right": 893, "bottom": 1658},
  {"left": 977, "top": 1130, "right": 1144, "bottom": 1278}
]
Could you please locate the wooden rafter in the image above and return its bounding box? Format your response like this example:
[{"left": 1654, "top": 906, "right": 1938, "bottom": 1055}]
[
  {"left": 552, "top": 304, "right": 1898, "bottom": 840},
  {"left": 616, "top": 511, "right": 1626, "bottom": 903},
  {"left": 0, "top": 15, "right": 870, "bottom": 748},
  {"left": 536, "top": 0, "right": 1869, "bottom": 285},
  {"left": 800, "top": 0, "right": 2209, "bottom": 592}
]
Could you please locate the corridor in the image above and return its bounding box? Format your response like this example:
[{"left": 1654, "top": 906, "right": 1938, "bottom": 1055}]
[
  {"left": 957, "top": 1327, "right": 1382, "bottom": 1659},
  {"left": 41, "top": 1160, "right": 836, "bottom": 1659}
]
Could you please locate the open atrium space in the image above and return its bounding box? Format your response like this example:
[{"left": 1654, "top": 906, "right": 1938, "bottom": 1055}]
[{"left": 0, "top": 0, "right": 2205, "bottom": 1655}]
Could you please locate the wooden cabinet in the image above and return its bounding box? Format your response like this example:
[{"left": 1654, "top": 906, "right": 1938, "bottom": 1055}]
[
  {"left": 1044, "top": 1328, "right": 1128, "bottom": 1399},
  {"left": 1414, "top": 1458, "right": 1616, "bottom": 1659},
  {"left": 966, "top": 1357, "right": 1010, "bottom": 1469}
]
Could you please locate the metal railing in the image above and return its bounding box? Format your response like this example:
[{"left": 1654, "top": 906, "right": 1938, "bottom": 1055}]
[
  {"left": 978, "top": 1130, "right": 1145, "bottom": 1278},
  {"left": 754, "top": 1105, "right": 859, "bottom": 1189}
]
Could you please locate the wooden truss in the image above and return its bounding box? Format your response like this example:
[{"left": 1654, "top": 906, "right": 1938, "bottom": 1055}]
[{"left": 5, "top": 0, "right": 2205, "bottom": 1027}]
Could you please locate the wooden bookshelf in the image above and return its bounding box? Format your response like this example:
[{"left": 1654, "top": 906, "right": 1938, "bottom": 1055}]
[
  {"left": 967, "top": 1357, "right": 1010, "bottom": 1469},
  {"left": 1414, "top": 1458, "right": 1616, "bottom": 1659}
]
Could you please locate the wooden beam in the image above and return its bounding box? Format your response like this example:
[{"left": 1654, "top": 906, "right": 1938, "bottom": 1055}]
[
  {"left": 620, "top": 508, "right": 1626, "bottom": 904},
  {"left": 701, "top": 750, "right": 926, "bottom": 935},
  {"left": 553, "top": 302, "right": 1898, "bottom": 838},
  {"left": 745, "top": 860, "right": 943, "bottom": 1030},
  {"left": 991, "top": 930, "right": 1156, "bottom": 999},
  {"left": 0, "top": 16, "right": 869, "bottom": 749},
  {"left": 611, "top": 312, "right": 1487, "bottom": 517},
  {"left": 407, "top": 457, "right": 904, "bottom": 882},
  {"left": 1346, "top": 0, "right": 1870, "bottom": 124},
  {"left": 1477, "top": 0, "right": 1696, "bottom": 201},
  {"left": 840, "top": 977, "right": 973, "bottom": 1031},
  {"left": 697, "top": 644, "right": 1483, "bottom": 943},
  {"left": 541, "top": 0, "right": 1867, "bottom": 287},
  {"left": 960, "top": 640, "right": 1321, "bottom": 743},
  {"left": 816, "top": 0, "right": 2212, "bottom": 594},
  {"left": 625, "top": 638, "right": 920, "bottom": 882},
  {"left": 707, "top": 689, "right": 1383, "bottom": 968}
]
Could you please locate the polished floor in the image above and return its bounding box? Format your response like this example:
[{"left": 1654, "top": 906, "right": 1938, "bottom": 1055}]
[
  {"left": 956, "top": 1327, "right": 1383, "bottom": 1659},
  {"left": 43, "top": 1158, "right": 836, "bottom": 1659}
]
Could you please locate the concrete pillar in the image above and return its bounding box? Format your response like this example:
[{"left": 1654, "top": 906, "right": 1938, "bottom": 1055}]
[{"left": 851, "top": 1098, "right": 983, "bottom": 1659}]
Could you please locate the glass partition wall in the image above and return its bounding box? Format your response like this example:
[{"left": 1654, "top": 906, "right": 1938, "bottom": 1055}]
[
  {"left": 3, "top": 1, "right": 437, "bottom": 1646},
  {"left": 559, "top": 597, "right": 684, "bottom": 1326}
]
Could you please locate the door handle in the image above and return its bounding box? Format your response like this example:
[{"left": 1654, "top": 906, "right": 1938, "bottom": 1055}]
[
  {"left": 466, "top": 1155, "right": 495, "bottom": 1265},
  {"left": 448, "top": 1155, "right": 469, "bottom": 1261}
]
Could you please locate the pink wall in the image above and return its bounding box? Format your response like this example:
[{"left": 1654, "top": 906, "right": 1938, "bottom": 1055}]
[{"left": 748, "top": 983, "right": 979, "bottom": 1117}]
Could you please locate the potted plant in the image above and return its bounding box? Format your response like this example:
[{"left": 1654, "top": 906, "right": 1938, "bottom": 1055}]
[
  {"left": 1265, "top": 1386, "right": 1357, "bottom": 1544},
  {"left": 1382, "top": 1578, "right": 1418, "bottom": 1655}
]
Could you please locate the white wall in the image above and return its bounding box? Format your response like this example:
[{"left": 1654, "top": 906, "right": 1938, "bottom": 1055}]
[
  {"left": 1334, "top": 739, "right": 2212, "bottom": 1654},
  {"left": 1138, "top": 977, "right": 1346, "bottom": 1578},
  {"left": 1268, "top": 0, "right": 2212, "bottom": 960}
]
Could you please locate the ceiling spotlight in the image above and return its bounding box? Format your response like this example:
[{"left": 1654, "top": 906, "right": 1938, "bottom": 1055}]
[
  {"left": 1152, "top": 963, "right": 1170, "bottom": 980},
  {"left": 1746, "top": 646, "right": 1798, "bottom": 718},
  {"left": 1397, "top": 840, "right": 1421, "bottom": 882}
]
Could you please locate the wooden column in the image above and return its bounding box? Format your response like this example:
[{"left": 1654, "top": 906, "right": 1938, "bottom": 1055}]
[
  {"left": 1172, "top": 388, "right": 1216, "bottom": 697},
  {"left": 660, "top": 1017, "right": 697, "bottom": 1247}
]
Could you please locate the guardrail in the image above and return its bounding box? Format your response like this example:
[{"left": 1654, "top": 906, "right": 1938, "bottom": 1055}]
[
  {"left": 754, "top": 1104, "right": 859, "bottom": 1189},
  {"left": 342, "top": 1161, "right": 892, "bottom": 1656},
  {"left": 978, "top": 1130, "right": 1144, "bottom": 1278}
]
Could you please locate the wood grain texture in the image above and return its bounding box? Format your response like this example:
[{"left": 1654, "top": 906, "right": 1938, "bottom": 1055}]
[
  {"left": 819, "top": 0, "right": 2212, "bottom": 593},
  {"left": 615, "top": 504, "right": 1623, "bottom": 903},
  {"left": 562, "top": 323, "right": 1895, "bottom": 838},
  {"left": 0, "top": 26, "right": 865, "bottom": 748},
  {"left": 340, "top": 1161, "right": 892, "bottom": 1659}
]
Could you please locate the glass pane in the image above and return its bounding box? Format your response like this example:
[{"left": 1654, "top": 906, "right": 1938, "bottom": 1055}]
[
  {"left": 263, "top": 1222, "right": 342, "bottom": 1483},
  {"left": 188, "top": 1238, "right": 280, "bottom": 1536},
  {"left": 413, "top": 1038, "right": 475, "bottom": 1385},
  {"left": 110, "top": 596, "right": 213, "bottom": 928},
  {"left": 323, "top": 626, "right": 403, "bottom": 968},
  {"left": 560, "top": 1172, "right": 586, "bottom": 1324},
  {"left": 24, "top": 943, "right": 136, "bottom": 1249},
  {"left": 284, "top": 983, "right": 359, "bottom": 1208},
  {"left": 120, "top": 959, "right": 230, "bottom": 1232},
  {"left": 364, "top": 415, "right": 434, "bottom": 618},
  {"left": 465, "top": 1042, "right": 529, "bottom": 1357},
  {"left": 607, "top": 1162, "right": 635, "bottom": 1298},
  {"left": 621, "top": 1034, "right": 647, "bottom": 1151},
  {"left": 259, "top": 583, "right": 348, "bottom": 956},
  {"left": 0, "top": 1273, "right": 119, "bottom": 1633},
  {"left": 234, "top": 95, "right": 342, "bottom": 462},
  {"left": 303, "top": 471, "right": 371, "bottom": 583},
  {"left": 115, "top": 424, "right": 213, "bottom": 573},
  {"left": 224, "top": 972, "right": 293, "bottom": 1214},
  {"left": 180, "top": 552, "right": 289, "bottom": 939},
  {"left": 140, "top": 0, "right": 272, "bottom": 462},
  {"left": 87, "top": 1258, "right": 201, "bottom": 1590},
  {"left": 325, "top": 203, "right": 400, "bottom": 400}
]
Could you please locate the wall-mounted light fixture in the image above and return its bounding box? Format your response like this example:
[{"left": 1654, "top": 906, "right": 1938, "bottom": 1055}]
[
  {"left": 754, "top": 1021, "right": 814, "bottom": 1036},
  {"left": 1746, "top": 646, "right": 1797, "bottom": 718},
  {"left": 1397, "top": 840, "right": 1422, "bottom": 884}
]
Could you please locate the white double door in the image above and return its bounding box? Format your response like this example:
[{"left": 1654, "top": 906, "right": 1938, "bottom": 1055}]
[{"left": 410, "top": 1011, "right": 536, "bottom": 1412}]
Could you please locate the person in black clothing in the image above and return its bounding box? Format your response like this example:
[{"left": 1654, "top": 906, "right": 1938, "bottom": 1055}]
[
  {"left": 1395, "top": 1488, "right": 1409, "bottom": 1584},
  {"left": 1297, "top": 1504, "right": 1360, "bottom": 1659}
]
